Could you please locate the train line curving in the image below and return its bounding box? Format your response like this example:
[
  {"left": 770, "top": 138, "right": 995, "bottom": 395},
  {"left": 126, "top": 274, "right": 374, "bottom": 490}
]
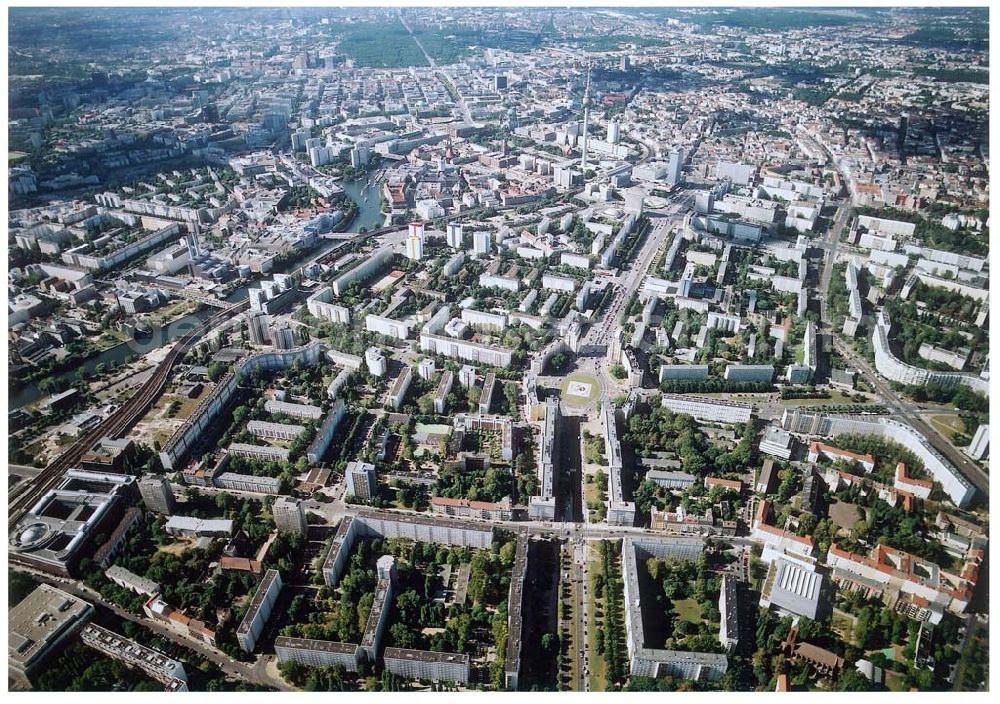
[{"left": 8, "top": 301, "right": 249, "bottom": 526}]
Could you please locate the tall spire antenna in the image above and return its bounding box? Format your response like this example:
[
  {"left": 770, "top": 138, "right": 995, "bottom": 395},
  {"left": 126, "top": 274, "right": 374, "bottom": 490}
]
[{"left": 581, "top": 61, "right": 592, "bottom": 174}]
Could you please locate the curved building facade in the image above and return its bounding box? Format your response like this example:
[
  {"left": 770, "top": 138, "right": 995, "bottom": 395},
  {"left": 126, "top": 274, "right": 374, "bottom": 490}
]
[{"left": 872, "top": 310, "right": 987, "bottom": 394}]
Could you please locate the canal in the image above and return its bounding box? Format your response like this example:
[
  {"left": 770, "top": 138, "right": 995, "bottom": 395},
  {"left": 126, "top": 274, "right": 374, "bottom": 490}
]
[{"left": 9, "top": 172, "right": 387, "bottom": 410}]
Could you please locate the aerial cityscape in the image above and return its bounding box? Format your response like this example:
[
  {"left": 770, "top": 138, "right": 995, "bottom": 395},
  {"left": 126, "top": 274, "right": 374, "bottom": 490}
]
[{"left": 6, "top": 4, "right": 991, "bottom": 694}]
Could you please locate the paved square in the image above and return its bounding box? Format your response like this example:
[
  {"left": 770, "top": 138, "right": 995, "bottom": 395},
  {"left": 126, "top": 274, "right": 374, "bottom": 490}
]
[{"left": 567, "top": 381, "right": 593, "bottom": 397}]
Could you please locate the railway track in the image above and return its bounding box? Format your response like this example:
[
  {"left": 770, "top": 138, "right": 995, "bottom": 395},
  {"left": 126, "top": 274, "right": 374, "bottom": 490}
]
[{"left": 9, "top": 301, "right": 248, "bottom": 526}]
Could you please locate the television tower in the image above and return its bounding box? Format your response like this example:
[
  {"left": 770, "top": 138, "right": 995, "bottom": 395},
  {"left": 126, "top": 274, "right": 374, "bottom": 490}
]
[{"left": 580, "top": 61, "right": 592, "bottom": 173}]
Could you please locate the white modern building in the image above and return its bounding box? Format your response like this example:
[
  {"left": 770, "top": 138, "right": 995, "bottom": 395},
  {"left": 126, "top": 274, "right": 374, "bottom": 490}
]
[
  {"left": 366, "top": 314, "right": 412, "bottom": 340},
  {"left": 661, "top": 394, "right": 753, "bottom": 424},
  {"left": 406, "top": 222, "right": 425, "bottom": 261},
  {"left": 365, "top": 347, "right": 387, "bottom": 377},
  {"left": 306, "top": 287, "right": 351, "bottom": 324},
  {"left": 872, "top": 310, "right": 987, "bottom": 394},
  {"left": 420, "top": 333, "right": 514, "bottom": 368},
  {"left": 236, "top": 569, "right": 283, "bottom": 653}
]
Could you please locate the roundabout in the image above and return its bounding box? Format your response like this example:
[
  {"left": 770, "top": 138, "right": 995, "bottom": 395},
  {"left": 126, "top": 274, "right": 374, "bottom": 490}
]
[{"left": 558, "top": 370, "right": 603, "bottom": 408}]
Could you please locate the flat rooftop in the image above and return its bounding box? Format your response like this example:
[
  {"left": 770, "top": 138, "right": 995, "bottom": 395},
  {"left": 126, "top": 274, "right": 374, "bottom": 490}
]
[{"left": 9, "top": 584, "right": 93, "bottom": 669}]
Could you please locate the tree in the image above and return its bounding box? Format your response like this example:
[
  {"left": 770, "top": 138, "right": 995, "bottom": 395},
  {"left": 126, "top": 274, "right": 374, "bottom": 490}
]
[
  {"left": 499, "top": 541, "right": 516, "bottom": 568},
  {"left": 836, "top": 668, "right": 877, "bottom": 691},
  {"left": 389, "top": 622, "right": 417, "bottom": 649},
  {"left": 541, "top": 632, "right": 558, "bottom": 655},
  {"left": 206, "top": 361, "right": 227, "bottom": 382}
]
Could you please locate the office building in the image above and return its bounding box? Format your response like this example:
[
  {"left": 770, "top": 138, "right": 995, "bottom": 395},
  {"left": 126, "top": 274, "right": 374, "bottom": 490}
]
[
  {"left": 434, "top": 370, "right": 455, "bottom": 414},
  {"left": 265, "top": 399, "right": 322, "bottom": 420},
  {"left": 138, "top": 474, "right": 175, "bottom": 515},
  {"left": 384, "top": 648, "right": 471, "bottom": 683},
  {"left": 406, "top": 222, "right": 425, "bottom": 261},
  {"left": 80, "top": 437, "right": 136, "bottom": 474},
  {"left": 723, "top": 364, "right": 774, "bottom": 383},
  {"left": 213, "top": 471, "right": 282, "bottom": 494},
  {"left": 366, "top": 314, "right": 411, "bottom": 340},
  {"left": 420, "top": 333, "right": 514, "bottom": 368},
  {"left": 387, "top": 366, "right": 412, "bottom": 410},
  {"left": 365, "top": 347, "right": 387, "bottom": 377},
  {"left": 321, "top": 513, "right": 494, "bottom": 591},
  {"left": 10, "top": 469, "right": 137, "bottom": 577},
  {"left": 164, "top": 516, "right": 234, "bottom": 538},
  {"left": 780, "top": 410, "right": 974, "bottom": 506},
  {"left": 659, "top": 365, "right": 709, "bottom": 382},
  {"left": 666, "top": 148, "right": 684, "bottom": 187},
  {"left": 346, "top": 461, "right": 377, "bottom": 500},
  {"left": 237, "top": 569, "right": 283, "bottom": 653},
  {"left": 306, "top": 287, "right": 351, "bottom": 324},
  {"left": 105, "top": 565, "right": 160, "bottom": 597},
  {"left": 965, "top": 424, "right": 989, "bottom": 461},
  {"left": 622, "top": 537, "right": 727, "bottom": 680},
  {"left": 472, "top": 230, "right": 492, "bottom": 257},
  {"left": 660, "top": 394, "right": 752, "bottom": 424},
  {"left": 759, "top": 426, "right": 794, "bottom": 460},
  {"left": 272, "top": 496, "right": 308, "bottom": 535},
  {"left": 274, "top": 637, "right": 360, "bottom": 671},
  {"left": 9, "top": 584, "right": 95, "bottom": 683},
  {"left": 81, "top": 624, "right": 188, "bottom": 691},
  {"left": 461, "top": 308, "right": 507, "bottom": 332},
  {"left": 431, "top": 496, "right": 513, "bottom": 522},
  {"left": 719, "top": 575, "right": 740, "bottom": 653},
  {"left": 247, "top": 420, "right": 306, "bottom": 441}
]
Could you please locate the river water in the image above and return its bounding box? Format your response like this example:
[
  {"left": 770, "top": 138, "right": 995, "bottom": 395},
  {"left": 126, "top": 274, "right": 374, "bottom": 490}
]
[{"left": 9, "top": 173, "right": 385, "bottom": 410}]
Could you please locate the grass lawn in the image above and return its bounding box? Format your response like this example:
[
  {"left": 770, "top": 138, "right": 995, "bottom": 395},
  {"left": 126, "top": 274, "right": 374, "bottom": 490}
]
[
  {"left": 145, "top": 299, "right": 199, "bottom": 327},
  {"left": 586, "top": 544, "right": 608, "bottom": 692},
  {"left": 831, "top": 608, "right": 857, "bottom": 646},
  {"left": 927, "top": 414, "right": 964, "bottom": 442},
  {"left": 157, "top": 539, "right": 194, "bottom": 556},
  {"left": 163, "top": 389, "right": 208, "bottom": 420},
  {"left": 780, "top": 390, "right": 861, "bottom": 407},
  {"left": 672, "top": 598, "right": 704, "bottom": 624},
  {"left": 884, "top": 670, "right": 907, "bottom": 691},
  {"left": 584, "top": 474, "right": 607, "bottom": 523},
  {"left": 152, "top": 429, "right": 174, "bottom": 447},
  {"left": 557, "top": 551, "right": 580, "bottom": 690},
  {"left": 558, "top": 371, "right": 601, "bottom": 408},
  {"left": 699, "top": 392, "right": 773, "bottom": 400}
]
